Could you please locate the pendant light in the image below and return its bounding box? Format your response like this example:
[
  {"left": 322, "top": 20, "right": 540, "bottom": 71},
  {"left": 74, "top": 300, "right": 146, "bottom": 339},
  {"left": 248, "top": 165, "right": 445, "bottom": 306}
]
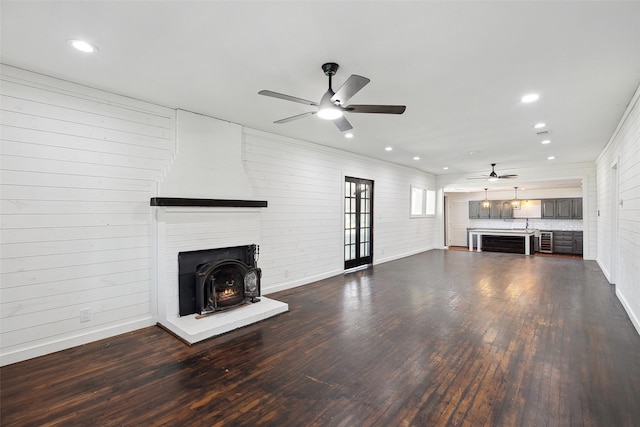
[
  {"left": 511, "top": 186, "right": 521, "bottom": 209},
  {"left": 481, "top": 188, "right": 491, "bottom": 209}
]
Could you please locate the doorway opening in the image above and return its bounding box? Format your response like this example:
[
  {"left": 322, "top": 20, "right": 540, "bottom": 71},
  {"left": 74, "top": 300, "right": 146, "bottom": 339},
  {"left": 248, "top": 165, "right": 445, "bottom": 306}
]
[{"left": 345, "top": 177, "right": 373, "bottom": 270}]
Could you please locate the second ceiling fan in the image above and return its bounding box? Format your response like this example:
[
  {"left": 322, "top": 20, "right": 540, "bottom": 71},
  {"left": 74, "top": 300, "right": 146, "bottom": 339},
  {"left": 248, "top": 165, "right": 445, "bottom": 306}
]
[
  {"left": 258, "top": 62, "right": 406, "bottom": 132},
  {"left": 468, "top": 163, "right": 519, "bottom": 181}
]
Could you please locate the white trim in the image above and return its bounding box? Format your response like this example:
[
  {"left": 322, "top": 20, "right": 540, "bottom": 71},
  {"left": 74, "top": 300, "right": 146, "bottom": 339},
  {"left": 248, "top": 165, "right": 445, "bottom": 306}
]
[
  {"left": 0, "top": 318, "right": 155, "bottom": 367},
  {"left": 263, "top": 269, "right": 345, "bottom": 294},
  {"left": 617, "top": 288, "right": 640, "bottom": 337}
]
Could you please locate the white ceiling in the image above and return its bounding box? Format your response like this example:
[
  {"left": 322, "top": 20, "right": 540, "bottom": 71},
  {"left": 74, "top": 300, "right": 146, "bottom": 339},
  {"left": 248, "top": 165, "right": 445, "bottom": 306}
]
[{"left": 2, "top": 1, "right": 639, "bottom": 192}]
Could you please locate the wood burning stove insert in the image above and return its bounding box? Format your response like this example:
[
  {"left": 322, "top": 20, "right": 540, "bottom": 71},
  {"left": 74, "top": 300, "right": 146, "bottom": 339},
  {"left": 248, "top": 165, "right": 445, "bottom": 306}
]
[{"left": 178, "top": 245, "right": 261, "bottom": 316}]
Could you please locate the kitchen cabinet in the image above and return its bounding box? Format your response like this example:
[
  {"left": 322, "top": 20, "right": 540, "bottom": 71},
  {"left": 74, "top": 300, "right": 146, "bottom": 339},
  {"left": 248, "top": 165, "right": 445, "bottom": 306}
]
[
  {"left": 470, "top": 198, "right": 581, "bottom": 220},
  {"left": 469, "top": 200, "right": 512, "bottom": 219},
  {"left": 542, "top": 199, "right": 557, "bottom": 218},
  {"left": 541, "top": 198, "right": 582, "bottom": 219},
  {"left": 547, "top": 230, "right": 583, "bottom": 255},
  {"left": 469, "top": 201, "right": 491, "bottom": 219},
  {"left": 556, "top": 199, "right": 572, "bottom": 219},
  {"left": 572, "top": 198, "right": 583, "bottom": 219},
  {"left": 490, "top": 201, "right": 501, "bottom": 218},
  {"left": 469, "top": 201, "right": 479, "bottom": 218},
  {"left": 575, "top": 232, "right": 583, "bottom": 255},
  {"left": 500, "top": 201, "right": 513, "bottom": 219}
]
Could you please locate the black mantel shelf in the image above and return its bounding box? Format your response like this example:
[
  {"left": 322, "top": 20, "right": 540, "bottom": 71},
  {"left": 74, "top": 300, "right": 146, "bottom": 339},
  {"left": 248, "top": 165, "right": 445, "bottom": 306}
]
[{"left": 150, "top": 198, "right": 268, "bottom": 208}]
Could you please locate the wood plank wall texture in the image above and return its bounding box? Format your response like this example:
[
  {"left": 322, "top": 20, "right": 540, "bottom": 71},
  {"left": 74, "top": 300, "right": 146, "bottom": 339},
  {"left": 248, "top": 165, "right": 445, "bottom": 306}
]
[
  {"left": 1, "top": 65, "right": 176, "bottom": 365},
  {"left": 596, "top": 85, "right": 640, "bottom": 334},
  {"left": 0, "top": 65, "right": 438, "bottom": 365}
]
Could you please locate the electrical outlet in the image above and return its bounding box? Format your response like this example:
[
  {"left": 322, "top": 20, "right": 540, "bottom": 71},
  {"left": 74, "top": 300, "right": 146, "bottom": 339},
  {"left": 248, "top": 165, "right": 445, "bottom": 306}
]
[{"left": 80, "top": 308, "right": 90, "bottom": 323}]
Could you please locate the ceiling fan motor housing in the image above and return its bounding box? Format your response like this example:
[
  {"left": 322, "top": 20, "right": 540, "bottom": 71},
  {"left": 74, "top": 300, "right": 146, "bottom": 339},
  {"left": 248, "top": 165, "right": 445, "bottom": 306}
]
[{"left": 321, "top": 62, "right": 339, "bottom": 76}]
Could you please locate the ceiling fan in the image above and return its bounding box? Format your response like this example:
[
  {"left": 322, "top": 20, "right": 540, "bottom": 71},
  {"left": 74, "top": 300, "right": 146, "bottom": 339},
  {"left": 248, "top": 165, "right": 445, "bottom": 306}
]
[
  {"left": 258, "top": 62, "right": 406, "bottom": 132},
  {"left": 468, "top": 163, "right": 519, "bottom": 181}
]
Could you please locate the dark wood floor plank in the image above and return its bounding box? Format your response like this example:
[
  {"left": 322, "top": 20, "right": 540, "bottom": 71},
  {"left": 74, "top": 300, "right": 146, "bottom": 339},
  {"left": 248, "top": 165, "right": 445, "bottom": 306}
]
[{"left": 2, "top": 250, "right": 640, "bottom": 426}]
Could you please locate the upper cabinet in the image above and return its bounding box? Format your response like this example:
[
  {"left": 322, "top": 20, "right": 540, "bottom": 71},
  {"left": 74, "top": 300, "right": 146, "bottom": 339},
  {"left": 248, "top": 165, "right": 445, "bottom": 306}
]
[
  {"left": 542, "top": 199, "right": 556, "bottom": 218},
  {"left": 469, "top": 201, "right": 490, "bottom": 218},
  {"left": 471, "top": 198, "right": 582, "bottom": 220},
  {"left": 500, "top": 201, "right": 513, "bottom": 219},
  {"left": 469, "top": 200, "right": 512, "bottom": 219},
  {"left": 556, "top": 199, "right": 572, "bottom": 219},
  {"left": 542, "top": 198, "right": 582, "bottom": 219},
  {"left": 572, "top": 198, "right": 583, "bottom": 219}
]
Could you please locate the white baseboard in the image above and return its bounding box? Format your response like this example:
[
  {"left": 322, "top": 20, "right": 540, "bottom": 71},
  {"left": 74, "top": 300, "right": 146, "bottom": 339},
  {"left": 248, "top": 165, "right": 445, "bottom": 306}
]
[
  {"left": 596, "top": 258, "right": 612, "bottom": 283},
  {"left": 263, "top": 269, "right": 344, "bottom": 295},
  {"left": 0, "top": 318, "right": 155, "bottom": 367},
  {"left": 374, "top": 246, "right": 435, "bottom": 266},
  {"left": 616, "top": 288, "right": 640, "bottom": 337}
]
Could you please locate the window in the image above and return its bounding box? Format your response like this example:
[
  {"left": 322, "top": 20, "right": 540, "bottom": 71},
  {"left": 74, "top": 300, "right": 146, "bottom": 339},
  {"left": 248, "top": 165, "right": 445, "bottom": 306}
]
[{"left": 410, "top": 186, "right": 435, "bottom": 217}]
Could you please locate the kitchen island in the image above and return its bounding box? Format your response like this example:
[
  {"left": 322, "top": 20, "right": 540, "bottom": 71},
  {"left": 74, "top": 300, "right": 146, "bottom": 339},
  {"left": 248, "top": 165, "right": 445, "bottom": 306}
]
[{"left": 468, "top": 229, "right": 537, "bottom": 255}]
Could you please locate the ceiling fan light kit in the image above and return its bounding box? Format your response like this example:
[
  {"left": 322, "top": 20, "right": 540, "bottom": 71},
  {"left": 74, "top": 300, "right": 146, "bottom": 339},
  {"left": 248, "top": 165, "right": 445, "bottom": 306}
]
[{"left": 259, "top": 62, "right": 406, "bottom": 132}]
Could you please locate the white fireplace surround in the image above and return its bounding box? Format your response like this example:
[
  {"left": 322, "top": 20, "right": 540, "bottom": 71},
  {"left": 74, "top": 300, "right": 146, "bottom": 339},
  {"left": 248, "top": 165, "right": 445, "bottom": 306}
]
[{"left": 153, "top": 111, "right": 288, "bottom": 344}]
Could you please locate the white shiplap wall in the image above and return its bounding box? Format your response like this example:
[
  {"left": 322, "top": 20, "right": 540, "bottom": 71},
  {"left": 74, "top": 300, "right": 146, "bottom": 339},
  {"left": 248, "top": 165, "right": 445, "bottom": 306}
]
[
  {"left": 596, "top": 84, "right": 640, "bottom": 334},
  {"left": 0, "top": 65, "right": 175, "bottom": 365},
  {"left": 0, "top": 65, "right": 439, "bottom": 365},
  {"left": 243, "top": 129, "right": 438, "bottom": 294}
]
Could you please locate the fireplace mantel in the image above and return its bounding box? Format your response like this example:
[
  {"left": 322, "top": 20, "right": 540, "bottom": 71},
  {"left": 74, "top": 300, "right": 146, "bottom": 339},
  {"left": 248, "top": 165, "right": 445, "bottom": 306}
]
[{"left": 150, "top": 198, "right": 268, "bottom": 208}]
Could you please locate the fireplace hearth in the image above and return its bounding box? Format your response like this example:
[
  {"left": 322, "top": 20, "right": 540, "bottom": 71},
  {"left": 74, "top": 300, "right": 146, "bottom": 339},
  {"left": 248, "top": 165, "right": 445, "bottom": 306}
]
[{"left": 179, "top": 245, "right": 261, "bottom": 317}]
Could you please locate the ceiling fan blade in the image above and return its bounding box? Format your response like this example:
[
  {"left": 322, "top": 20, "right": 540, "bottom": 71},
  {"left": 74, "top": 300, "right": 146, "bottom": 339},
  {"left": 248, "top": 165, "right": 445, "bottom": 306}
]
[
  {"left": 345, "top": 104, "right": 406, "bottom": 114},
  {"left": 331, "top": 75, "right": 370, "bottom": 105},
  {"left": 258, "top": 90, "right": 318, "bottom": 106},
  {"left": 333, "top": 115, "right": 353, "bottom": 132},
  {"left": 498, "top": 175, "right": 519, "bottom": 179},
  {"left": 274, "top": 111, "right": 316, "bottom": 124}
]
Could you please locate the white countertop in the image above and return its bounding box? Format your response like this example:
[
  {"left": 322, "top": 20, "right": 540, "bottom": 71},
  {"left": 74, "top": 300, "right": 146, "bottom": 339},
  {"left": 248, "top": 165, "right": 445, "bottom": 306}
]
[{"left": 469, "top": 228, "right": 537, "bottom": 235}]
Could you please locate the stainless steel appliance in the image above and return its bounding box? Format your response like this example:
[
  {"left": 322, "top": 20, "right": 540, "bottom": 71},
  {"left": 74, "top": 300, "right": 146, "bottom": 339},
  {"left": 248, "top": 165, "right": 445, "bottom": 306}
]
[{"left": 540, "top": 231, "right": 553, "bottom": 253}]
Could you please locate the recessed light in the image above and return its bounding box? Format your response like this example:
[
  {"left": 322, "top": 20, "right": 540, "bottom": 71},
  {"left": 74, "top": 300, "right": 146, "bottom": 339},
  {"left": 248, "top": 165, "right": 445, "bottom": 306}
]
[
  {"left": 344, "top": 132, "right": 354, "bottom": 139},
  {"left": 541, "top": 139, "right": 551, "bottom": 145},
  {"left": 534, "top": 122, "right": 546, "bottom": 129},
  {"left": 413, "top": 156, "right": 420, "bottom": 160},
  {"left": 68, "top": 39, "right": 98, "bottom": 53},
  {"left": 443, "top": 167, "right": 449, "bottom": 170},
  {"left": 385, "top": 147, "right": 393, "bottom": 151},
  {"left": 547, "top": 156, "right": 555, "bottom": 160},
  {"left": 521, "top": 93, "right": 540, "bottom": 103}
]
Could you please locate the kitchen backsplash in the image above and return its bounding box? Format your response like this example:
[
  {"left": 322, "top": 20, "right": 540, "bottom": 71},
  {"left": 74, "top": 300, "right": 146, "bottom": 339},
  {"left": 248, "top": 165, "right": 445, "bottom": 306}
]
[{"left": 469, "top": 218, "right": 584, "bottom": 231}]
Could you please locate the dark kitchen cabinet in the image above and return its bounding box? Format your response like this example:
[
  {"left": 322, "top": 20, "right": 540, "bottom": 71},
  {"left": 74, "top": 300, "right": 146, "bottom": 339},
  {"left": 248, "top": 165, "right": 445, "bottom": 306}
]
[
  {"left": 552, "top": 231, "right": 574, "bottom": 254},
  {"left": 469, "top": 201, "right": 490, "bottom": 218},
  {"left": 572, "top": 198, "right": 583, "bottom": 219},
  {"left": 478, "top": 202, "right": 490, "bottom": 218},
  {"left": 469, "top": 201, "right": 480, "bottom": 219},
  {"left": 542, "top": 198, "right": 583, "bottom": 219},
  {"left": 469, "top": 201, "right": 494, "bottom": 219},
  {"left": 500, "top": 201, "right": 513, "bottom": 219},
  {"left": 490, "top": 201, "right": 501, "bottom": 218},
  {"left": 550, "top": 230, "right": 583, "bottom": 255},
  {"left": 574, "top": 232, "right": 583, "bottom": 255},
  {"left": 556, "top": 199, "right": 572, "bottom": 219},
  {"left": 542, "top": 199, "right": 557, "bottom": 218},
  {"left": 488, "top": 200, "right": 511, "bottom": 219}
]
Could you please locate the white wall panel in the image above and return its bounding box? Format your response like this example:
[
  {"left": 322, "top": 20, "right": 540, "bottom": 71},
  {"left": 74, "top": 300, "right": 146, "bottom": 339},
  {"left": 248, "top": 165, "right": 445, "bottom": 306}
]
[
  {"left": 243, "top": 129, "right": 438, "bottom": 294},
  {"left": 596, "top": 83, "right": 640, "bottom": 335},
  {"left": 0, "top": 65, "right": 174, "bottom": 365}
]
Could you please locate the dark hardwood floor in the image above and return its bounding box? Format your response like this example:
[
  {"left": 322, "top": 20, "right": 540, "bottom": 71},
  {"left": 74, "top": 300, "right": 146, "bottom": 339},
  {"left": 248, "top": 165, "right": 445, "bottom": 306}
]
[{"left": 2, "top": 250, "right": 639, "bottom": 426}]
